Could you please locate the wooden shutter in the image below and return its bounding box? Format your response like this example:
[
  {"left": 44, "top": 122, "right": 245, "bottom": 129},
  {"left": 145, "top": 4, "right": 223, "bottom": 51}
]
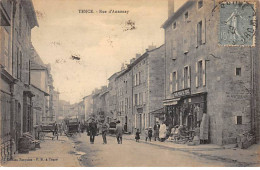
[
  {"left": 196, "top": 23, "right": 199, "bottom": 47},
  {"left": 170, "top": 72, "right": 173, "bottom": 93},
  {"left": 176, "top": 71, "right": 178, "bottom": 91},
  {"left": 182, "top": 68, "right": 185, "bottom": 89},
  {"left": 202, "top": 18, "right": 206, "bottom": 44},
  {"left": 202, "top": 60, "right": 206, "bottom": 86},
  {"left": 195, "top": 62, "right": 198, "bottom": 87},
  {"left": 188, "top": 66, "right": 191, "bottom": 88},
  {"left": 135, "top": 114, "right": 137, "bottom": 128},
  {"left": 133, "top": 94, "right": 135, "bottom": 106}
]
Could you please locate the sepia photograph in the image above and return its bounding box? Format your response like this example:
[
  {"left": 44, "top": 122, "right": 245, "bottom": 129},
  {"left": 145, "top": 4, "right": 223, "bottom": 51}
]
[{"left": 0, "top": 0, "right": 260, "bottom": 167}]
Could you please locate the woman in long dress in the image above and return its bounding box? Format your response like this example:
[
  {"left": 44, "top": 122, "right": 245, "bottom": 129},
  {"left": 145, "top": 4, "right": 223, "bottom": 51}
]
[{"left": 159, "top": 123, "right": 167, "bottom": 142}]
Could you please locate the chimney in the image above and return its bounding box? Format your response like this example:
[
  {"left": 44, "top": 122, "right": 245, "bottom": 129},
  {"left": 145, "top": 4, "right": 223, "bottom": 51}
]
[
  {"left": 168, "top": 0, "right": 175, "bottom": 18},
  {"left": 130, "top": 58, "right": 136, "bottom": 64},
  {"left": 121, "top": 63, "right": 125, "bottom": 71},
  {"left": 148, "top": 45, "right": 156, "bottom": 51}
]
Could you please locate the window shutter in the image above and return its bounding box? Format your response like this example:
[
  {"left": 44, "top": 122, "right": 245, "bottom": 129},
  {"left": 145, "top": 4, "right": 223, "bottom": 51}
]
[
  {"left": 133, "top": 95, "right": 135, "bottom": 106},
  {"left": 182, "top": 68, "right": 185, "bottom": 89},
  {"left": 143, "top": 92, "right": 146, "bottom": 104},
  {"left": 187, "top": 66, "right": 191, "bottom": 88},
  {"left": 202, "top": 60, "right": 206, "bottom": 86},
  {"left": 196, "top": 23, "right": 199, "bottom": 48},
  {"left": 135, "top": 114, "right": 137, "bottom": 128},
  {"left": 176, "top": 71, "right": 178, "bottom": 91},
  {"left": 202, "top": 18, "right": 206, "bottom": 44},
  {"left": 170, "top": 72, "right": 173, "bottom": 93},
  {"left": 195, "top": 62, "right": 198, "bottom": 87}
]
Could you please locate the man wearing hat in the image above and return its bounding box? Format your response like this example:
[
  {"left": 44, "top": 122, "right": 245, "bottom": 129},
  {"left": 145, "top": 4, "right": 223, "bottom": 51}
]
[
  {"left": 153, "top": 121, "right": 160, "bottom": 141},
  {"left": 88, "top": 118, "right": 97, "bottom": 144}
]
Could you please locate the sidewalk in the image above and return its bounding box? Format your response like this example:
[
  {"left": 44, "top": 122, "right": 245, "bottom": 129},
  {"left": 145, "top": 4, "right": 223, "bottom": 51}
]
[
  {"left": 2, "top": 136, "right": 81, "bottom": 167},
  {"left": 123, "top": 134, "right": 260, "bottom": 167}
]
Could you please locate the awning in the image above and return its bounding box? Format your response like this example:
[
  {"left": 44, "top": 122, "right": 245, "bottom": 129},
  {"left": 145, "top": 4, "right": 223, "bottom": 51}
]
[{"left": 163, "top": 98, "right": 180, "bottom": 106}]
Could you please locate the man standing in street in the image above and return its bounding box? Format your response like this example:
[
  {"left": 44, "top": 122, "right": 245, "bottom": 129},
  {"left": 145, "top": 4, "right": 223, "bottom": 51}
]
[
  {"left": 101, "top": 120, "right": 109, "bottom": 144},
  {"left": 153, "top": 121, "right": 160, "bottom": 141},
  {"left": 115, "top": 120, "right": 123, "bottom": 144},
  {"left": 88, "top": 118, "right": 97, "bottom": 144}
]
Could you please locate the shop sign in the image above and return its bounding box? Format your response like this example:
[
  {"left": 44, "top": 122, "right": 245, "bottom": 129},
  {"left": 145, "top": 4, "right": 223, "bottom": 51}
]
[{"left": 173, "top": 88, "right": 191, "bottom": 98}]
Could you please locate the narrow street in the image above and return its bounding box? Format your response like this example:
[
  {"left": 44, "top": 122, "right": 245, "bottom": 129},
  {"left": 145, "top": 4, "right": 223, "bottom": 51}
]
[{"left": 69, "top": 133, "right": 239, "bottom": 167}]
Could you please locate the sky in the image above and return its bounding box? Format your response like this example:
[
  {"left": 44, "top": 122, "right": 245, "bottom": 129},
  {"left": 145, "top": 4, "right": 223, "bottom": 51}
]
[{"left": 31, "top": 0, "right": 186, "bottom": 104}]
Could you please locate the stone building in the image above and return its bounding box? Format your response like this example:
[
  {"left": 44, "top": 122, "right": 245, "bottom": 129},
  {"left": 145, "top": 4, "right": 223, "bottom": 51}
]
[
  {"left": 107, "top": 72, "right": 120, "bottom": 122},
  {"left": 83, "top": 94, "right": 93, "bottom": 121},
  {"left": 58, "top": 100, "right": 71, "bottom": 120},
  {"left": 1, "top": 0, "right": 39, "bottom": 159},
  {"left": 131, "top": 45, "right": 165, "bottom": 134},
  {"left": 92, "top": 86, "right": 109, "bottom": 122},
  {"left": 162, "top": 0, "right": 260, "bottom": 145},
  {"left": 115, "top": 65, "right": 133, "bottom": 132},
  {"left": 53, "top": 90, "right": 60, "bottom": 121}
]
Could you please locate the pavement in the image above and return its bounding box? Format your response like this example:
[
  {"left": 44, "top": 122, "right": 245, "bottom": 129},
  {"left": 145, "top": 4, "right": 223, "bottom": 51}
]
[
  {"left": 2, "top": 135, "right": 81, "bottom": 167},
  {"left": 122, "top": 134, "right": 260, "bottom": 167},
  {"left": 1, "top": 133, "right": 259, "bottom": 167}
]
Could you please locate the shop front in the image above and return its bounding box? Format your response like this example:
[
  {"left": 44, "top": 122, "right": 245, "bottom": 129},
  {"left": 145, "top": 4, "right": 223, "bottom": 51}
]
[{"left": 163, "top": 88, "right": 207, "bottom": 132}]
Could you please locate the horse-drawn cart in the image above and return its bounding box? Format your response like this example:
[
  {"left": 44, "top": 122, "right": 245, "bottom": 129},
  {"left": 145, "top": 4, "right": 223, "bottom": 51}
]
[
  {"left": 65, "top": 118, "right": 79, "bottom": 136},
  {"left": 39, "top": 123, "right": 58, "bottom": 140}
]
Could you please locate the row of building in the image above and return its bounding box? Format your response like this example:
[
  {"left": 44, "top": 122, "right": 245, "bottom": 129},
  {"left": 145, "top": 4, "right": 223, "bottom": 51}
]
[
  {"left": 0, "top": 0, "right": 60, "bottom": 161},
  {"left": 81, "top": 0, "right": 260, "bottom": 146}
]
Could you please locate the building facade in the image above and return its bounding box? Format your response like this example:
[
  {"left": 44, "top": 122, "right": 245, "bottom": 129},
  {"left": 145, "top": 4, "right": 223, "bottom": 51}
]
[
  {"left": 83, "top": 94, "right": 93, "bottom": 122},
  {"left": 163, "top": 0, "right": 259, "bottom": 145},
  {"left": 115, "top": 65, "right": 133, "bottom": 132},
  {"left": 131, "top": 45, "right": 165, "bottom": 134},
  {"left": 0, "top": 0, "right": 39, "bottom": 160}
]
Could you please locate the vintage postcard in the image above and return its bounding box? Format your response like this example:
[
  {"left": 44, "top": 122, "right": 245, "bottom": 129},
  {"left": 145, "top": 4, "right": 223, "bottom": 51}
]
[{"left": 0, "top": 0, "right": 260, "bottom": 167}]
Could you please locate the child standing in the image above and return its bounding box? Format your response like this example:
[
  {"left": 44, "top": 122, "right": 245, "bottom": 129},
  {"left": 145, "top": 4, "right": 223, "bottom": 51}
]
[
  {"left": 135, "top": 129, "right": 140, "bottom": 142},
  {"left": 148, "top": 127, "right": 153, "bottom": 142}
]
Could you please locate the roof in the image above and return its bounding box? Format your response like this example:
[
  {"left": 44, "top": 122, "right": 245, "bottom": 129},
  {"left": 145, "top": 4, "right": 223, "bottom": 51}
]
[
  {"left": 30, "top": 61, "right": 48, "bottom": 71},
  {"left": 31, "top": 84, "right": 49, "bottom": 96},
  {"left": 161, "top": 1, "right": 195, "bottom": 29},
  {"left": 21, "top": 0, "right": 39, "bottom": 28},
  {"left": 116, "top": 44, "right": 165, "bottom": 79}
]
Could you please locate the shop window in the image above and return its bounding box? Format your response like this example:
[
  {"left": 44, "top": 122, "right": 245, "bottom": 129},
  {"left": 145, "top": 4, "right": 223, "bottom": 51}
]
[
  {"left": 236, "top": 67, "right": 241, "bottom": 76},
  {"left": 235, "top": 116, "right": 242, "bottom": 125}
]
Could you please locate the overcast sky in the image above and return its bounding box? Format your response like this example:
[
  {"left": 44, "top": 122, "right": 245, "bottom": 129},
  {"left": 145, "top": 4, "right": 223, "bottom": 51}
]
[{"left": 31, "top": 0, "right": 186, "bottom": 104}]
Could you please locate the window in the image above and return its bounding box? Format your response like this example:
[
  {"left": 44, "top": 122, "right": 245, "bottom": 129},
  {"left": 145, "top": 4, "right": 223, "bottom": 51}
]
[
  {"left": 235, "top": 116, "right": 242, "bottom": 125},
  {"left": 185, "top": 12, "right": 189, "bottom": 19},
  {"left": 2, "top": 28, "right": 10, "bottom": 71},
  {"left": 236, "top": 68, "right": 241, "bottom": 76},
  {"left": 138, "top": 72, "right": 141, "bottom": 85},
  {"left": 172, "top": 22, "right": 176, "bottom": 29},
  {"left": 19, "top": 4, "right": 22, "bottom": 36},
  {"left": 198, "top": 61, "right": 203, "bottom": 87},
  {"left": 172, "top": 72, "right": 177, "bottom": 92},
  {"left": 19, "top": 51, "right": 23, "bottom": 79},
  {"left": 139, "top": 93, "right": 143, "bottom": 105},
  {"left": 197, "top": 21, "right": 202, "bottom": 46},
  {"left": 134, "top": 94, "right": 138, "bottom": 106},
  {"left": 184, "top": 67, "right": 189, "bottom": 88},
  {"left": 198, "top": 0, "right": 203, "bottom": 9}
]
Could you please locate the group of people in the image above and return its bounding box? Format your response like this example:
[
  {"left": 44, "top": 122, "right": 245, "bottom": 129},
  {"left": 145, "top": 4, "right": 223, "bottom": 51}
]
[
  {"left": 135, "top": 121, "right": 168, "bottom": 142},
  {"left": 87, "top": 118, "right": 123, "bottom": 144}
]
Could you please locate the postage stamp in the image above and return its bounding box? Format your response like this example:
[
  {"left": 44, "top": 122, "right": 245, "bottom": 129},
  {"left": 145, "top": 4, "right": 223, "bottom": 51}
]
[{"left": 219, "top": 1, "right": 256, "bottom": 46}]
